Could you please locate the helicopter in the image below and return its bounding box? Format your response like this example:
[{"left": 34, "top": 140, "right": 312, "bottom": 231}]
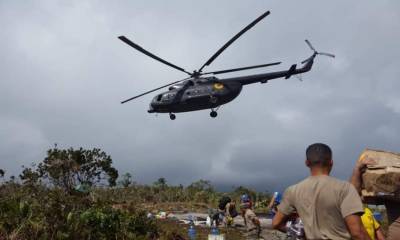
[{"left": 119, "top": 11, "right": 334, "bottom": 120}]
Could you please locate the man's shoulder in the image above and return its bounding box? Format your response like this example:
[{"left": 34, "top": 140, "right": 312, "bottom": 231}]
[
  {"left": 285, "top": 177, "right": 317, "bottom": 190},
  {"left": 308, "top": 175, "right": 352, "bottom": 187},
  {"left": 286, "top": 176, "right": 354, "bottom": 193},
  {"left": 324, "top": 175, "right": 349, "bottom": 184},
  {"left": 324, "top": 176, "right": 355, "bottom": 191},
  {"left": 282, "top": 179, "right": 309, "bottom": 198},
  {"left": 283, "top": 182, "right": 299, "bottom": 194},
  {"left": 283, "top": 178, "right": 308, "bottom": 194}
]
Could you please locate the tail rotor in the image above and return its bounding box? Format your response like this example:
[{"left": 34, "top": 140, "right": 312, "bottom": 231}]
[{"left": 302, "top": 39, "right": 335, "bottom": 64}]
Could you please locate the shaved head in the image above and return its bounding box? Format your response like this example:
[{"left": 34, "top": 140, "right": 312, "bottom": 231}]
[{"left": 306, "top": 143, "right": 332, "bottom": 167}]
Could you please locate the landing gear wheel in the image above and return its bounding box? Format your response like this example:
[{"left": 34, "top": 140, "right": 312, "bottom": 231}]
[
  {"left": 210, "top": 111, "right": 218, "bottom": 118},
  {"left": 169, "top": 113, "right": 176, "bottom": 120}
]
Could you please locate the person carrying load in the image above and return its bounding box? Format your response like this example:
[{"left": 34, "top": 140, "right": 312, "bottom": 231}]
[{"left": 350, "top": 149, "right": 400, "bottom": 240}]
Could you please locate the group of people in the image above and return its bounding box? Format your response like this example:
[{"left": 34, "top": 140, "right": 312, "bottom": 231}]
[
  {"left": 216, "top": 143, "right": 399, "bottom": 240},
  {"left": 215, "top": 193, "right": 262, "bottom": 239}
]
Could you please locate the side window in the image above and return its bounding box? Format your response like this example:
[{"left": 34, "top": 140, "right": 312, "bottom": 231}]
[{"left": 165, "top": 93, "right": 175, "bottom": 100}]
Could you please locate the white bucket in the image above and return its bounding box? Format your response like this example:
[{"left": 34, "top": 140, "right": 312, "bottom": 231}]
[{"left": 208, "top": 234, "right": 225, "bottom": 240}]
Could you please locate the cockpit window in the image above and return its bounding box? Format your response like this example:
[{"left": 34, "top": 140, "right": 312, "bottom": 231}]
[
  {"left": 165, "top": 93, "right": 175, "bottom": 100},
  {"left": 156, "top": 94, "right": 162, "bottom": 101}
]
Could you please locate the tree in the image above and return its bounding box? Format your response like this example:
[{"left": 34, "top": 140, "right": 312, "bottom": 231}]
[
  {"left": 153, "top": 177, "right": 167, "bottom": 189},
  {"left": 0, "top": 169, "right": 4, "bottom": 178},
  {"left": 119, "top": 172, "right": 133, "bottom": 188},
  {"left": 37, "top": 147, "right": 118, "bottom": 193},
  {"left": 187, "top": 179, "right": 214, "bottom": 193},
  {"left": 19, "top": 165, "right": 40, "bottom": 185},
  {"left": 153, "top": 177, "right": 168, "bottom": 191}
]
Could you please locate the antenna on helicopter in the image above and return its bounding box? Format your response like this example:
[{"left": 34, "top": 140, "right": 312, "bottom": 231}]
[{"left": 301, "top": 40, "right": 335, "bottom": 64}]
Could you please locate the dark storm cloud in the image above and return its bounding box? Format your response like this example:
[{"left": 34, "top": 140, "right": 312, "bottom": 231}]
[
  {"left": 225, "top": 97, "right": 400, "bottom": 191},
  {"left": 1, "top": 1, "right": 400, "bottom": 191}
]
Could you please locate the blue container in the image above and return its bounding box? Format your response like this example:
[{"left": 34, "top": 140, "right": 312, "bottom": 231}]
[
  {"left": 373, "top": 211, "right": 383, "bottom": 222},
  {"left": 188, "top": 224, "right": 196, "bottom": 240},
  {"left": 211, "top": 226, "right": 219, "bottom": 235}
]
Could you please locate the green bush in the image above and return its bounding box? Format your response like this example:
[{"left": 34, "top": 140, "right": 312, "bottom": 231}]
[
  {"left": 0, "top": 146, "right": 273, "bottom": 239},
  {"left": 0, "top": 185, "right": 156, "bottom": 240}
]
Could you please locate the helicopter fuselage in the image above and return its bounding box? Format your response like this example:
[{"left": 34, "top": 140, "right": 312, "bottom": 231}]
[
  {"left": 147, "top": 57, "right": 316, "bottom": 115},
  {"left": 148, "top": 78, "right": 242, "bottom": 113}
]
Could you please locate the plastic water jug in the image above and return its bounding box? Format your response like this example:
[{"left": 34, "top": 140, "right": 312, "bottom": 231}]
[
  {"left": 373, "top": 211, "right": 382, "bottom": 222},
  {"left": 188, "top": 224, "right": 196, "bottom": 240},
  {"left": 211, "top": 226, "right": 219, "bottom": 235}
]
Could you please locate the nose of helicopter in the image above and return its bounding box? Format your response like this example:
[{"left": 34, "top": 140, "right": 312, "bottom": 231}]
[
  {"left": 147, "top": 96, "right": 157, "bottom": 113},
  {"left": 148, "top": 93, "right": 172, "bottom": 113},
  {"left": 147, "top": 105, "right": 155, "bottom": 113},
  {"left": 148, "top": 96, "right": 160, "bottom": 113}
]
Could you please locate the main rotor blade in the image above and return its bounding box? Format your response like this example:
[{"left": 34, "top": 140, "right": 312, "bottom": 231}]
[
  {"left": 305, "top": 39, "right": 316, "bottom": 52},
  {"left": 198, "top": 11, "right": 271, "bottom": 72},
  {"left": 118, "top": 36, "right": 192, "bottom": 75},
  {"left": 319, "top": 52, "right": 335, "bottom": 58},
  {"left": 202, "top": 61, "right": 281, "bottom": 75},
  {"left": 121, "top": 77, "right": 191, "bottom": 104}
]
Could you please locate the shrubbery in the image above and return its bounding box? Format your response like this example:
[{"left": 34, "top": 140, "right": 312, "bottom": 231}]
[
  {"left": 0, "top": 146, "right": 271, "bottom": 239},
  {"left": 0, "top": 147, "right": 155, "bottom": 240},
  {"left": 0, "top": 187, "right": 155, "bottom": 239}
]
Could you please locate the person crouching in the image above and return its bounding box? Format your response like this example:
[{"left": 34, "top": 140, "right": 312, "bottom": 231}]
[{"left": 240, "top": 194, "right": 262, "bottom": 239}]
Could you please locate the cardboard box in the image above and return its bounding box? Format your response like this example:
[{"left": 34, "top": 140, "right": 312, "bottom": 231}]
[{"left": 359, "top": 149, "right": 400, "bottom": 203}]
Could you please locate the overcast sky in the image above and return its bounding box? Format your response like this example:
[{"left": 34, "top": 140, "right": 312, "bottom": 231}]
[{"left": 1, "top": 1, "right": 400, "bottom": 192}]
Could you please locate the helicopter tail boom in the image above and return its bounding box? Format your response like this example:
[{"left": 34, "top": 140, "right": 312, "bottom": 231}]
[
  {"left": 223, "top": 55, "right": 315, "bottom": 85},
  {"left": 222, "top": 38, "right": 336, "bottom": 86}
]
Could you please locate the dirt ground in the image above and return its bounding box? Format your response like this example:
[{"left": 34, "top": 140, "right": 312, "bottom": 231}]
[
  {"left": 170, "top": 212, "right": 287, "bottom": 240},
  {"left": 134, "top": 202, "right": 288, "bottom": 239}
]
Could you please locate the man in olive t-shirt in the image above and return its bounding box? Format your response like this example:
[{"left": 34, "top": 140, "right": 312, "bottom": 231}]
[{"left": 272, "top": 143, "right": 371, "bottom": 240}]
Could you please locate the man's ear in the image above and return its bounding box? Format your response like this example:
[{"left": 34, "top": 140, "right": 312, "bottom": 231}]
[
  {"left": 305, "top": 159, "right": 311, "bottom": 167},
  {"left": 329, "top": 159, "right": 333, "bottom": 166}
]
